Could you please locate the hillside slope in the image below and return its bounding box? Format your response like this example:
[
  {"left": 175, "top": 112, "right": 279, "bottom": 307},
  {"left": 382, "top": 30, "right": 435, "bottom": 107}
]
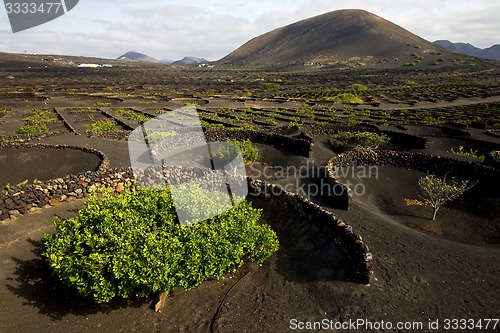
[{"left": 219, "top": 9, "right": 451, "bottom": 67}]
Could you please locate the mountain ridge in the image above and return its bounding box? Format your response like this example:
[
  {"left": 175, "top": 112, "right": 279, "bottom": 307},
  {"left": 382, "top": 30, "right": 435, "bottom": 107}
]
[
  {"left": 434, "top": 40, "right": 500, "bottom": 60},
  {"left": 117, "top": 51, "right": 160, "bottom": 63},
  {"left": 117, "top": 52, "right": 209, "bottom": 65}
]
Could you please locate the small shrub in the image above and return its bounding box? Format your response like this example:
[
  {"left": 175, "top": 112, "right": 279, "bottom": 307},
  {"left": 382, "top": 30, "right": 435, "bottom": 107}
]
[
  {"left": 448, "top": 146, "right": 485, "bottom": 160},
  {"left": 217, "top": 139, "right": 259, "bottom": 164},
  {"left": 145, "top": 131, "right": 179, "bottom": 144},
  {"left": 349, "top": 84, "right": 367, "bottom": 91},
  {"left": 86, "top": 119, "right": 118, "bottom": 132},
  {"left": 200, "top": 120, "right": 224, "bottom": 129},
  {"left": 404, "top": 63, "right": 416, "bottom": 66},
  {"left": 327, "top": 93, "right": 363, "bottom": 104},
  {"left": 15, "top": 123, "right": 49, "bottom": 134},
  {"left": 119, "top": 110, "right": 151, "bottom": 122},
  {"left": 43, "top": 187, "right": 278, "bottom": 303},
  {"left": 259, "top": 83, "right": 284, "bottom": 90},
  {"left": 21, "top": 114, "right": 57, "bottom": 123},
  {"left": 417, "top": 175, "right": 475, "bottom": 220},
  {"left": 332, "top": 131, "right": 390, "bottom": 149},
  {"left": 94, "top": 102, "right": 113, "bottom": 107},
  {"left": 347, "top": 118, "right": 362, "bottom": 126}
]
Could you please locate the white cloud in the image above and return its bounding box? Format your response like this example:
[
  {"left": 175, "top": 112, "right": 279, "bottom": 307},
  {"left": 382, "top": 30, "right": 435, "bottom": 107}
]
[{"left": 0, "top": 0, "right": 498, "bottom": 60}]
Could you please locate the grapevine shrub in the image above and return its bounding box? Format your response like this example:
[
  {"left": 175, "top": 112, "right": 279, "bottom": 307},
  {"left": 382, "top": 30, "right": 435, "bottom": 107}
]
[{"left": 43, "top": 187, "right": 278, "bottom": 303}]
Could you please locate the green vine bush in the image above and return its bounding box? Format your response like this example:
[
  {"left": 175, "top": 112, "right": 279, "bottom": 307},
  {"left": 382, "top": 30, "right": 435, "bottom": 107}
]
[
  {"left": 332, "top": 131, "right": 390, "bottom": 149},
  {"left": 327, "top": 93, "right": 363, "bottom": 104},
  {"left": 259, "top": 82, "right": 284, "bottom": 90},
  {"left": 85, "top": 118, "right": 118, "bottom": 132},
  {"left": 217, "top": 139, "right": 259, "bottom": 164},
  {"left": 43, "top": 186, "right": 278, "bottom": 303}
]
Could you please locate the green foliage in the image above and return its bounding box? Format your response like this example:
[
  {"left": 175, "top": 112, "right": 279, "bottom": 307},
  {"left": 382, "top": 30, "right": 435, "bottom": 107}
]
[
  {"left": 15, "top": 123, "right": 49, "bottom": 134},
  {"left": 21, "top": 114, "right": 57, "bottom": 123},
  {"left": 73, "top": 108, "right": 98, "bottom": 113},
  {"left": 209, "top": 115, "right": 226, "bottom": 120},
  {"left": 265, "top": 119, "right": 278, "bottom": 125},
  {"left": 115, "top": 109, "right": 151, "bottom": 122},
  {"left": 332, "top": 131, "right": 390, "bottom": 149},
  {"left": 17, "top": 179, "right": 28, "bottom": 187},
  {"left": 85, "top": 119, "right": 118, "bottom": 132},
  {"left": 448, "top": 146, "right": 485, "bottom": 160},
  {"left": 217, "top": 139, "right": 259, "bottom": 164},
  {"left": 418, "top": 175, "right": 475, "bottom": 220},
  {"left": 15, "top": 108, "right": 56, "bottom": 133},
  {"left": 154, "top": 109, "right": 169, "bottom": 115},
  {"left": 145, "top": 131, "right": 179, "bottom": 144},
  {"left": 94, "top": 102, "right": 113, "bottom": 107},
  {"left": 43, "top": 187, "right": 278, "bottom": 303},
  {"left": 347, "top": 118, "right": 362, "bottom": 126},
  {"left": 327, "top": 93, "right": 363, "bottom": 104},
  {"left": 200, "top": 120, "right": 224, "bottom": 129},
  {"left": 289, "top": 116, "right": 303, "bottom": 127},
  {"left": 259, "top": 83, "right": 284, "bottom": 90},
  {"left": 404, "top": 63, "right": 416, "bottom": 66},
  {"left": 349, "top": 84, "right": 368, "bottom": 91},
  {"left": 0, "top": 107, "right": 10, "bottom": 113}
]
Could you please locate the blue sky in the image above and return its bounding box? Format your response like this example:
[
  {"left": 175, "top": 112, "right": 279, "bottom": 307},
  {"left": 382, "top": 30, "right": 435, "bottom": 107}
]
[{"left": 1, "top": 0, "right": 499, "bottom": 60}]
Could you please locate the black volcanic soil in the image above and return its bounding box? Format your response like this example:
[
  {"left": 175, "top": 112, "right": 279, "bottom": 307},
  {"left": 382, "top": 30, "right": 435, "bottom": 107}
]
[
  {"left": 1, "top": 174, "right": 499, "bottom": 332},
  {"left": 0, "top": 147, "right": 102, "bottom": 188},
  {"left": 0, "top": 51, "right": 499, "bottom": 332},
  {"left": 336, "top": 165, "right": 500, "bottom": 246}
]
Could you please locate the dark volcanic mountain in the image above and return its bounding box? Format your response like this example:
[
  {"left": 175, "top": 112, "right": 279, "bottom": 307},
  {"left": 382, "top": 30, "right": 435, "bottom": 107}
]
[
  {"left": 219, "top": 9, "right": 448, "bottom": 66},
  {"left": 172, "top": 57, "right": 209, "bottom": 65},
  {"left": 433, "top": 40, "right": 482, "bottom": 55},
  {"left": 433, "top": 41, "right": 500, "bottom": 60},
  {"left": 117, "top": 51, "right": 159, "bottom": 63},
  {"left": 477, "top": 45, "right": 500, "bottom": 60}
]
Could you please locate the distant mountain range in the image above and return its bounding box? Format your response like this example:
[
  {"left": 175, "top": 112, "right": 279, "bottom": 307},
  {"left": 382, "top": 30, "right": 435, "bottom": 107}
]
[
  {"left": 433, "top": 40, "right": 500, "bottom": 60},
  {"left": 117, "top": 51, "right": 209, "bottom": 65}
]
